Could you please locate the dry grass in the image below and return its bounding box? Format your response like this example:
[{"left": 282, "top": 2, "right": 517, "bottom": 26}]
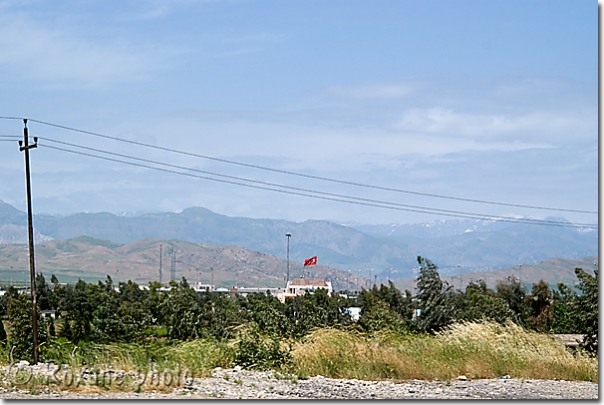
[
  {"left": 288, "top": 321, "right": 598, "bottom": 382},
  {"left": 1, "top": 338, "right": 233, "bottom": 394},
  {"left": 2, "top": 321, "right": 596, "bottom": 394}
]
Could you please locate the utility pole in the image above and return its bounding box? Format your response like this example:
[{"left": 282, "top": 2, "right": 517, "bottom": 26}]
[
  {"left": 346, "top": 270, "right": 349, "bottom": 291},
  {"left": 285, "top": 233, "right": 291, "bottom": 287},
  {"left": 159, "top": 244, "right": 163, "bottom": 284},
  {"left": 19, "top": 118, "right": 38, "bottom": 364},
  {"left": 171, "top": 249, "right": 176, "bottom": 282}
]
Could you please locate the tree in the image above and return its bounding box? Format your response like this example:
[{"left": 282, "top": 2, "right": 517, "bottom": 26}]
[
  {"left": 358, "top": 294, "right": 406, "bottom": 333},
  {"left": 159, "top": 278, "right": 204, "bottom": 340},
  {"left": 551, "top": 282, "right": 579, "bottom": 334},
  {"left": 245, "top": 292, "right": 291, "bottom": 336},
  {"left": 57, "top": 280, "right": 93, "bottom": 342},
  {"left": 461, "top": 280, "right": 514, "bottom": 324},
  {"left": 413, "top": 256, "right": 455, "bottom": 333},
  {"left": 495, "top": 275, "right": 529, "bottom": 325},
  {"left": 88, "top": 277, "right": 124, "bottom": 342},
  {"left": 7, "top": 293, "right": 47, "bottom": 362},
  {"left": 573, "top": 267, "right": 598, "bottom": 354},
  {"left": 525, "top": 280, "right": 554, "bottom": 332},
  {"left": 356, "top": 282, "right": 413, "bottom": 333},
  {"left": 35, "top": 273, "right": 53, "bottom": 311}
]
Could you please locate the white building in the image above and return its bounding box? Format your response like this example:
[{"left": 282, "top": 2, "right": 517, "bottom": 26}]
[{"left": 277, "top": 277, "right": 333, "bottom": 303}]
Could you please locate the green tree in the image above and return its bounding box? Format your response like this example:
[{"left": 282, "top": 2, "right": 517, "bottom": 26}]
[
  {"left": 413, "top": 256, "right": 454, "bottom": 333},
  {"left": 357, "top": 283, "right": 412, "bottom": 333},
  {"left": 245, "top": 292, "right": 291, "bottom": 336},
  {"left": 358, "top": 294, "right": 406, "bottom": 333},
  {"left": 35, "top": 273, "right": 53, "bottom": 311},
  {"left": 57, "top": 280, "right": 93, "bottom": 342},
  {"left": 573, "top": 267, "right": 598, "bottom": 354},
  {"left": 461, "top": 280, "right": 514, "bottom": 324},
  {"left": 551, "top": 282, "right": 579, "bottom": 334},
  {"left": 525, "top": 280, "right": 554, "bottom": 332},
  {"left": 159, "top": 278, "right": 204, "bottom": 340},
  {"left": 88, "top": 277, "right": 124, "bottom": 342},
  {"left": 495, "top": 275, "right": 529, "bottom": 325},
  {"left": 7, "top": 293, "right": 47, "bottom": 362}
]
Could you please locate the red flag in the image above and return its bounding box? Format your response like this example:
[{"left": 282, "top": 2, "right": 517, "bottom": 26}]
[{"left": 303, "top": 255, "right": 318, "bottom": 267}]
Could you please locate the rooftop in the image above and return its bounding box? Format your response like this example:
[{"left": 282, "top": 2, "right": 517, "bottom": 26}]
[{"left": 288, "top": 277, "right": 329, "bottom": 287}]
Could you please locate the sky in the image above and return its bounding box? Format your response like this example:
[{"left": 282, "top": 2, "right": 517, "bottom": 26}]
[{"left": 0, "top": 0, "right": 598, "bottom": 227}]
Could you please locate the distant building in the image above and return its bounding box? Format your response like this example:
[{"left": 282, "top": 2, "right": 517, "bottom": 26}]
[
  {"left": 193, "top": 283, "right": 215, "bottom": 292},
  {"left": 231, "top": 286, "right": 283, "bottom": 297},
  {"left": 345, "top": 307, "right": 362, "bottom": 322},
  {"left": 277, "top": 277, "right": 333, "bottom": 303}
]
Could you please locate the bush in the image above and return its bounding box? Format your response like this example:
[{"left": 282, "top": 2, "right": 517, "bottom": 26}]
[{"left": 234, "top": 326, "right": 291, "bottom": 371}]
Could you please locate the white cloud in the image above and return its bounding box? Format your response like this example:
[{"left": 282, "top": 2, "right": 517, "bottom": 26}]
[
  {"left": 120, "top": 0, "right": 230, "bottom": 21},
  {"left": 395, "top": 107, "right": 594, "bottom": 141},
  {"left": 328, "top": 82, "right": 417, "bottom": 99},
  {"left": 0, "top": 10, "right": 168, "bottom": 88}
]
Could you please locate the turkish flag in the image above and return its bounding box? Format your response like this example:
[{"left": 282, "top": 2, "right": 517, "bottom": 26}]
[{"left": 304, "top": 255, "right": 318, "bottom": 267}]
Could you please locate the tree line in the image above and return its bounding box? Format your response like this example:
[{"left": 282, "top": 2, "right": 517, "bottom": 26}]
[{"left": 0, "top": 256, "right": 597, "bottom": 364}]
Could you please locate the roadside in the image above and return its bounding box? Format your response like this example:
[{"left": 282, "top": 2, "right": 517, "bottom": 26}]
[{"left": 0, "top": 367, "right": 598, "bottom": 399}]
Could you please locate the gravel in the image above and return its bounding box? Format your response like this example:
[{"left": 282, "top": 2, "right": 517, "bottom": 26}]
[{"left": 0, "top": 366, "right": 597, "bottom": 399}]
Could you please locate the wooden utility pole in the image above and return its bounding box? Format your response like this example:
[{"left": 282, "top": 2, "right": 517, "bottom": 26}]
[{"left": 18, "top": 118, "right": 38, "bottom": 364}]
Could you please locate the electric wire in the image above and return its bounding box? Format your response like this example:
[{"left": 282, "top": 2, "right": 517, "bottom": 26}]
[
  {"left": 37, "top": 141, "right": 598, "bottom": 229},
  {"left": 39, "top": 137, "right": 593, "bottom": 226},
  {"left": 22, "top": 118, "right": 596, "bottom": 215}
]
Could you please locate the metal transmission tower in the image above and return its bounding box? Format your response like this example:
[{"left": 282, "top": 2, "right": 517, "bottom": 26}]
[
  {"left": 18, "top": 119, "right": 39, "bottom": 364},
  {"left": 159, "top": 244, "right": 163, "bottom": 284},
  {"left": 170, "top": 249, "right": 176, "bottom": 281},
  {"left": 285, "top": 233, "right": 291, "bottom": 287}
]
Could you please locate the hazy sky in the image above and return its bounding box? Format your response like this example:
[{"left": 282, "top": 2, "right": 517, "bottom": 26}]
[{"left": 0, "top": 0, "right": 598, "bottom": 226}]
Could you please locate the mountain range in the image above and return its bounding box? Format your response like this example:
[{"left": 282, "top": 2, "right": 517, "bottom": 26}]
[{"left": 0, "top": 200, "right": 598, "bottom": 282}]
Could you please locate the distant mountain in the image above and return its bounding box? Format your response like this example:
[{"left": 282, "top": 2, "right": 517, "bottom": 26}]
[
  {"left": 0, "top": 200, "right": 597, "bottom": 279},
  {"left": 0, "top": 224, "right": 52, "bottom": 245},
  {"left": 350, "top": 218, "right": 513, "bottom": 240},
  {"left": 0, "top": 236, "right": 365, "bottom": 290},
  {"left": 393, "top": 256, "right": 598, "bottom": 293},
  {"left": 350, "top": 218, "right": 597, "bottom": 276},
  {"left": 0, "top": 201, "right": 419, "bottom": 277}
]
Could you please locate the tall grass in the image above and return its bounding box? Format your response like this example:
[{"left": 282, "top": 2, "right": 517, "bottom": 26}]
[
  {"left": 0, "top": 320, "right": 596, "bottom": 394},
  {"left": 288, "top": 321, "right": 597, "bottom": 382}
]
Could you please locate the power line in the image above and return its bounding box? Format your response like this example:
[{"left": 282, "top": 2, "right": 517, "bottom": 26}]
[
  {"left": 36, "top": 142, "right": 597, "bottom": 229},
  {"left": 21, "top": 118, "right": 596, "bottom": 215},
  {"left": 0, "top": 116, "right": 25, "bottom": 121},
  {"left": 37, "top": 137, "right": 598, "bottom": 228}
]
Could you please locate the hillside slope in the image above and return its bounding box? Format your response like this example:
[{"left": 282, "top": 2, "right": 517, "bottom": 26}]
[{"left": 0, "top": 236, "right": 366, "bottom": 290}]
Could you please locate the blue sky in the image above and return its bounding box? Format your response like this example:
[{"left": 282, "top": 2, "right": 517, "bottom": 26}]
[{"left": 0, "top": 0, "right": 598, "bottom": 226}]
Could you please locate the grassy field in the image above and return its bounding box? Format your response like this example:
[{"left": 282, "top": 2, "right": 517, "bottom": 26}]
[
  {"left": 288, "top": 321, "right": 597, "bottom": 382},
  {"left": 0, "top": 321, "right": 596, "bottom": 393}
]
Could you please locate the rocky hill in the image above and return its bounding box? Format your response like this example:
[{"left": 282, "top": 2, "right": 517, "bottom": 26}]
[{"left": 0, "top": 236, "right": 366, "bottom": 290}]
